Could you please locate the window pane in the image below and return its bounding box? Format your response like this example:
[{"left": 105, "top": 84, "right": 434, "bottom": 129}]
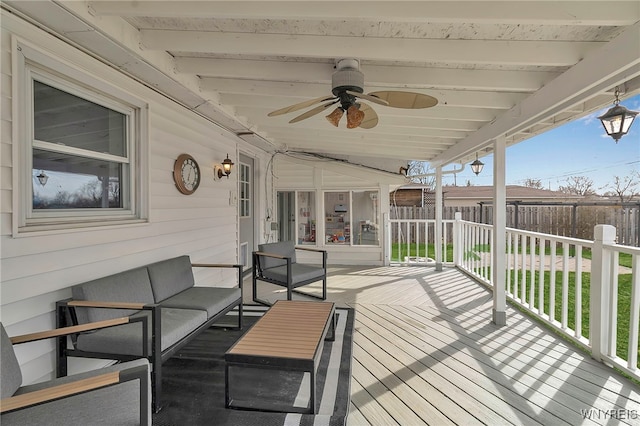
[
  {"left": 324, "top": 192, "right": 350, "bottom": 244},
  {"left": 34, "top": 81, "right": 126, "bottom": 157},
  {"left": 32, "top": 149, "right": 123, "bottom": 209},
  {"left": 297, "top": 191, "right": 316, "bottom": 245},
  {"left": 353, "top": 191, "right": 380, "bottom": 246}
]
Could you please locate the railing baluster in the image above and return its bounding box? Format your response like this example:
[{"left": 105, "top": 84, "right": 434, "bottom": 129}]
[
  {"left": 507, "top": 232, "right": 513, "bottom": 298},
  {"left": 513, "top": 233, "right": 519, "bottom": 302},
  {"left": 549, "top": 241, "right": 557, "bottom": 324},
  {"left": 575, "top": 245, "right": 583, "bottom": 339},
  {"left": 608, "top": 250, "right": 619, "bottom": 358},
  {"left": 562, "top": 242, "right": 569, "bottom": 330},
  {"left": 628, "top": 254, "right": 639, "bottom": 372},
  {"left": 521, "top": 235, "right": 527, "bottom": 304},
  {"left": 529, "top": 235, "right": 535, "bottom": 310},
  {"left": 539, "top": 238, "right": 546, "bottom": 316}
]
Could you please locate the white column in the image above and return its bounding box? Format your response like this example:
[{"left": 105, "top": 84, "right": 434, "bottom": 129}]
[
  {"left": 435, "top": 166, "right": 443, "bottom": 271},
  {"left": 591, "top": 224, "right": 616, "bottom": 362},
  {"left": 492, "top": 136, "right": 507, "bottom": 326}
]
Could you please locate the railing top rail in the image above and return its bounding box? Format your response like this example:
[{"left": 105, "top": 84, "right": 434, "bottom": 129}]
[
  {"left": 505, "top": 227, "right": 594, "bottom": 247},
  {"left": 388, "top": 219, "right": 456, "bottom": 224},
  {"left": 604, "top": 243, "right": 640, "bottom": 255}
]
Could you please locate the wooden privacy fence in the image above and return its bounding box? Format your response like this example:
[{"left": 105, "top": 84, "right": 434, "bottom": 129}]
[{"left": 390, "top": 203, "right": 640, "bottom": 246}]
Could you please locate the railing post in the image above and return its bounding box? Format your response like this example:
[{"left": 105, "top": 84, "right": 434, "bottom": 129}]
[
  {"left": 453, "top": 212, "right": 462, "bottom": 267},
  {"left": 590, "top": 224, "right": 616, "bottom": 362}
]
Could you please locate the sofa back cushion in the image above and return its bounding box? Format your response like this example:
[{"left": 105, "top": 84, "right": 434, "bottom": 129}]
[
  {"left": 0, "top": 323, "right": 22, "bottom": 398},
  {"left": 72, "top": 267, "right": 155, "bottom": 323},
  {"left": 258, "top": 241, "right": 296, "bottom": 270},
  {"left": 147, "top": 255, "right": 195, "bottom": 302}
]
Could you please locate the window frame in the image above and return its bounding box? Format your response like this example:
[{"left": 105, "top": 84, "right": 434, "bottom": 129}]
[{"left": 13, "top": 38, "right": 149, "bottom": 235}]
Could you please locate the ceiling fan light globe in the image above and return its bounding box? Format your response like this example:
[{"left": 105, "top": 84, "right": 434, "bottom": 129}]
[
  {"left": 326, "top": 107, "right": 344, "bottom": 126},
  {"left": 346, "top": 105, "right": 365, "bottom": 129}
]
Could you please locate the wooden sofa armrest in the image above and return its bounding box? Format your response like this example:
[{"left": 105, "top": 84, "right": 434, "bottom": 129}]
[
  {"left": 295, "top": 246, "right": 327, "bottom": 253},
  {"left": 67, "top": 300, "right": 147, "bottom": 310},
  {"left": 0, "top": 371, "right": 120, "bottom": 413},
  {"left": 254, "top": 251, "right": 288, "bottom": 259},
  {"left": 10, "top": 317, "right": 132, "bottom": 345},
  {"left": 191, "top": 263, "right": 242, "bottom": 269}
]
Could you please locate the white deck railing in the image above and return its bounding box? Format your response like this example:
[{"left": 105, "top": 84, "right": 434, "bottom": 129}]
[{"left": 386, "top": 215, "right": 640, "bottom": 381}]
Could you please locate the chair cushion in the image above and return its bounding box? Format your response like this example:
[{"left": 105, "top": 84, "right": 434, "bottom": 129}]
[
  {"left": 147, "top": 256, "right": 195, "bottom": 303},
  {"left": 0, "top": 323, "right": 22, "bottom": 399},
  {"left": 76, "top": 308, "right": 207, "bottom": 355},
  {"left": 262, "top": 263, "right": 325, "bottom": 286},
  {"left": 159, "top": 287, "right": 240, "bottom": 319},
  {"left": 258, "top": 241, "right": 296, "bottom": 270},
  {"left": 71, "top": 267, "right": 155, "bottom": 323},
  {"left": 5, "top": 359, "right": 150, "bottom": 426}
]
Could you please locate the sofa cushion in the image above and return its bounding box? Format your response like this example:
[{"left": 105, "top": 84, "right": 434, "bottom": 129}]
[
  {"left": 72, "top": 267, "right": 155, "bottom": 323},
  {"left": 147, "top": 256, "right": 195, "bottom": 303},
  {"left": 262, "top": 263, "right": 325, "bottom": 286},
  {"left": 5, "top": 359, "right": 150, "bottom": 426},
  {"left": 159, "top": 287, "right": 241, "bottom": 319},
  {"left": 0, "top": 323, "right": 22, "bottom": 399},
  {"left": 75, "top": 308, "right": 207, "bottom": 355},
  {"left": 258, "top": 241, "right": 296, "bottom": 270}
]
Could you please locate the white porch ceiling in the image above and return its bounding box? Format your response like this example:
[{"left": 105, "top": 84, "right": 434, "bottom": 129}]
[{"left": 4, "top": 1, "right": 640, "bottom": 171}]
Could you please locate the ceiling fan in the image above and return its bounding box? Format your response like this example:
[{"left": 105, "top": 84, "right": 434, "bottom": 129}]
[{"left": 267, "top": 58, "right": 438, "bottom": 129}]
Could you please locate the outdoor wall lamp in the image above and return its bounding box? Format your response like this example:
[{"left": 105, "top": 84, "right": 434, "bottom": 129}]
[
  {"left": 598, "top": 87, "right": 638, "bottom": 142},
  {"left": 36, "top": 170, "right": 48, "bottom": 186},
  {"left": 214, "top": 154, "right": 234, "bottom": 179},
  {"left": 470, "top": 153, "right": 484, "bottom": 175}
]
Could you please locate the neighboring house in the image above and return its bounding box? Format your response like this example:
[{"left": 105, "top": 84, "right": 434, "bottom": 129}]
[{"left": 391, "top": 184, "right": 585, "bottom": 207}]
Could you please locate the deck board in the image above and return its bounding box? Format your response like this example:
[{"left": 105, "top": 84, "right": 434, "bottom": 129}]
[{"left": 243, "top": 265, "right": 640, "bottom": 425}]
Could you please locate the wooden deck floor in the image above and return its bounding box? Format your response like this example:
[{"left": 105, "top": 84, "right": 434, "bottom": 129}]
[{"left": 244, "top": 266, "right": 640, "bottom": 425}]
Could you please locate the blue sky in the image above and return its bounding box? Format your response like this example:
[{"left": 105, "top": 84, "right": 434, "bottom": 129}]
[{"left": 440, "top": 93, "right": 640, "bottom": 192}]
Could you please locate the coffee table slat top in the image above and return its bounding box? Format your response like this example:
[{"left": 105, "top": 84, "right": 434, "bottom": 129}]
[{"left": 227, "top": 300, "right": 334, "bottom": 361}]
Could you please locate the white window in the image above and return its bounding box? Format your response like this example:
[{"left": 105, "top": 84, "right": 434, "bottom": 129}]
[
  {"left": 15, "top": 41, "right": 148, "bottom": 233},
  {"left": 239, "top": 163, "right": 250, "bottom": 218}
]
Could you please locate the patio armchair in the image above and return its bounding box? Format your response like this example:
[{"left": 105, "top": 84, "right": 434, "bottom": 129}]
[
  {"left": 0, "top": 320, "right": 151, "bottom": 426},
  {"left": 252, "top": 241, "right": 327, "bottom": 306}
]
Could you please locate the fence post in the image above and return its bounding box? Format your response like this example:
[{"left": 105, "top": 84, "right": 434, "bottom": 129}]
[
  {"left": 590, "top": 224, "right": 616, "bottom": 362},
  {"left": 453, "top": 212, "right": 462, "bottom": 267}
]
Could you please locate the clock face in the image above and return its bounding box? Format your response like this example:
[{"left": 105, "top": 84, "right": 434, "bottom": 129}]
[{"left": 173, "top": 154, "right": 201, "bottom": 195}]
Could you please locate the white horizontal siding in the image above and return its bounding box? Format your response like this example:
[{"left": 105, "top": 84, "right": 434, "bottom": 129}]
[{"left": 0, "top": 12, "right": 249, "bottom": 384}]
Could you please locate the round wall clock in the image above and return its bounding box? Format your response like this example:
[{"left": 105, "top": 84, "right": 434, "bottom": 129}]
[{"left": 173, "top": 153, "right": 201, "bottom": 195}]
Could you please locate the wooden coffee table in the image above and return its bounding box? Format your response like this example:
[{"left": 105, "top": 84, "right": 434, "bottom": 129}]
[{"left": 225, "top": 300, "right": 336, "bottom": 413}]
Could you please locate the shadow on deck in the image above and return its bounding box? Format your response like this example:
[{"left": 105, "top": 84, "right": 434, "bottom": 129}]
[{"left": 243, "top": 265, "right": 640, "bottom": 425}]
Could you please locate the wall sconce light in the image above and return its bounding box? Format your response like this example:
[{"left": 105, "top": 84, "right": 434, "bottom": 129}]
[
  {"left": 214, "top": 154, "right": 234, "bottom": 179},
  {"left": 470, "top": 153, "right": 484, "bottom": 175},
  {"left": 598, "top": 87, "right": 638, "bottom": 142},
  {"left": 36, "top": 170, "right": 49, "bottom": 186}
]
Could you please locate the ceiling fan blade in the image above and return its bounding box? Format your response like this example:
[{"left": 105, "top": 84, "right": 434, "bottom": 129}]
[
  {"left": 357, "top": 103, "right": 378, "bottom": 129},
  {"left": 367, "top": 91, "right": 438, "bottom": 109},
  {"left": 268, "top": 95, "right": 336, "bottom": 117},
  {"left": 345, "top": 90, "right": 389, "bottom": 107},
  {"left": 289, "top": 100, "right": 339, "bottom": 124}
]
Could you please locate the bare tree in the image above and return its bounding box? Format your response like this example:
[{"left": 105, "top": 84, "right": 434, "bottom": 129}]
[
  {"left": 558, "top": 176, "right": 596, "bottom": 196},
  {"left": 604, "top": 172, "right": 640, "bottom": 203},
  {"left": 522, "top": 178, "right": 542, "bottom": 189},
  {"left": 406, "top": 161, "right": 435, "bottom": 188}
]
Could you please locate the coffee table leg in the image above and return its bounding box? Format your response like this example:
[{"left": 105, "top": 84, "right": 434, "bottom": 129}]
[
  {"left": 310, "top": 370, "right": 316, "bottom": 414},
  {"left": 225, "top": 363, "right": 230, "bottom": 408}
]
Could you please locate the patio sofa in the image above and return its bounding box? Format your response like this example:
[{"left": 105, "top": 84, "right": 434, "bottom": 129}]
[
  {"left": 1, "top": 321, "right": 151, "bottom": 425},
  {"left": 55, "top": 255, "right": 243, "bottom": 412}
]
